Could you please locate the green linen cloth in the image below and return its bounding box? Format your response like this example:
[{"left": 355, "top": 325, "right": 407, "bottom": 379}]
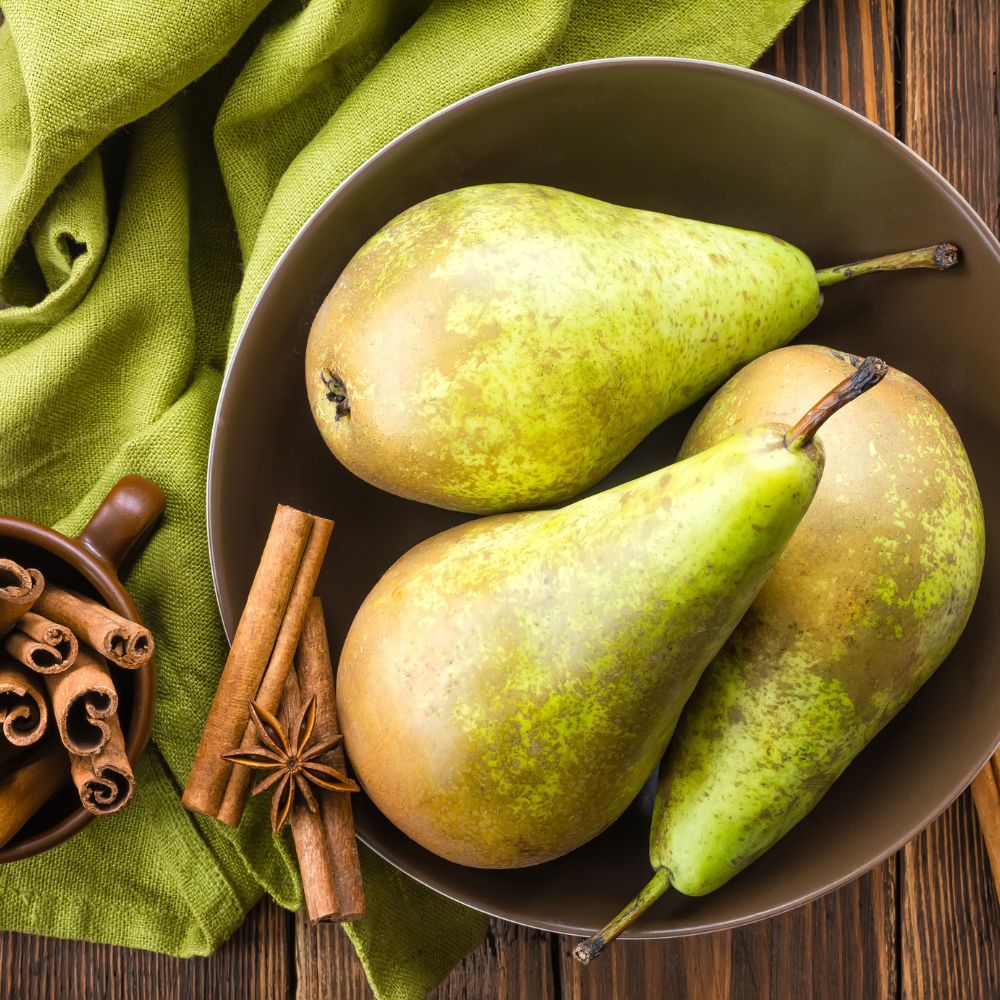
[{"left": 0, "top": 0, "right": 805, "bottom": 995}]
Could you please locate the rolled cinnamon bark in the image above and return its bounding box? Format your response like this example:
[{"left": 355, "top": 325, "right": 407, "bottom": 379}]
[
  {"left": 295, "top": 597, "right": 365, "bottom": 920},
  {"left": 5, "top": 630, "right": 66, "bottom": 674},
  {"left": 70, "top": 712, "right": 134, "bottom": 816},
  {"left": 217, "top": 516, "right": 334, "bottom": 827},
  {"left": 0, "top": 735, "right": 71, "bottom": 848},
  {"left": 12, "top": 611, "right": 79, "bottom": 672},
  {"left": 0, "top": 562, "right": 44, "bottom": 638},
  {"left": 44, "top": 645, "right": 118, "bottom": 756},
  {"left": 0, "top": 657, "right": 49, "bottom": 746},
  {"left": 33, "top": 584, "right": 152, "bottom": 670},
  {"left": 182, "top": 504, "right": 315, "bottom": 818},
  {"left": 281, "top": 670, "right": 341, "bottom": 923}
]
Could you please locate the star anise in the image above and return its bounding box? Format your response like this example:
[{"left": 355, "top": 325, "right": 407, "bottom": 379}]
[{"left": 221, "top": 695, "right": 359, "bottom": 834}]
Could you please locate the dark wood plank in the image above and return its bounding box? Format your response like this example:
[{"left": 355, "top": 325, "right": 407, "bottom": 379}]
[
  {"left": 295, "top": 912, "right": 558, "bottom": 1000},
  {"left": 896, "top": 2, "right": 1000, "bottom": 997},
  {"left": 433, "top": 919, "right": 558, "bottom": 1000},
  {"left": 296, "top": 911, "right": 372, "bottom": 1000},
  {"left": 901, "top": 789, "right": 1000, "bottom": 999},
  {"left": 754, "top": 0, "right": 897, "bottom": 132},
  {"left": 903, "top": 0, "right": 1000, "bottom": 235},
  {"left": 558, "top": 928, "right": 731, "bottom": 999},
  {"left": 559, "top": 860, "right": 895, "bottom": 1000},
  {"left": 0, "top": 897, "right": 294, "bottom": 1000}
]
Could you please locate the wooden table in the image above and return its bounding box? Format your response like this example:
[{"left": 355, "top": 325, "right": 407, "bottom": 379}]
[{"left": 3, "top": 0, "right": 999, "bottom": 996}]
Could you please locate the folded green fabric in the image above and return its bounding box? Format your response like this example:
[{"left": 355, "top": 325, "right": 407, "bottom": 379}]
[{"left": 0, "top": 0, "right": 805, "bottom": 995}]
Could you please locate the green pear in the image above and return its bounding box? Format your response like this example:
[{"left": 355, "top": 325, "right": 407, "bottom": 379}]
[
  {"left": 574, "top": 348, "right": 983, "bottom": 965},
  {"left": 306, "top": 182, "right": 955, "bottom": 513},
  {"left": 336, "top": 362, "right": 885, "bottom": 868}
]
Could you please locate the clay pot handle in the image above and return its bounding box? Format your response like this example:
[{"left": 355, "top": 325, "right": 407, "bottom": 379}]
[{"left": 76, "top": 476, "right": 166, "bottom": 573}]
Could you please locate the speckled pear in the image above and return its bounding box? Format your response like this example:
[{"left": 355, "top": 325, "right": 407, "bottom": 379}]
[
  {"left": 337, "top": 410, "right": 829, "bottom": 869},
  {"left": 574, "top": 348, "right": 983, "bottom": 965},
  {"left": 661, "top": 347, "right": 984, "bottom": 888},
  {"left": 306, "top": 183, "right": 956, "bottom": 513}
]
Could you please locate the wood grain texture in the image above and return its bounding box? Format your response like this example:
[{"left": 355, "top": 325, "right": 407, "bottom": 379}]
[
  {"left": 295, "top": 861, "right": 895, "bottom": 1000},
  {"left": 897, "top": 0, "right": 1000, "bottom": 996},
  {"left": 0, "top": 897, "right": 294, "bottom": 1000},
  {"left": 295, "top": 912, "right": 558, "bottom": 1000},
  {"left": 754, "top": 0, "right": 897, "bottom": 132},
  {"left": 901, "top": 789, "right": 1000, "bottom": 999},
  {"left": 296, "top": 910, "right": 373, "bottom": 1000},
  {"left": 561, "top": 861, "right": 896, "bottom": 1000},
  {"left": 903, "top": 0, "right": 1000, "bottom": 235},
  {"left": 970, "top": 764, "right": 1000, "bottom": 907}
]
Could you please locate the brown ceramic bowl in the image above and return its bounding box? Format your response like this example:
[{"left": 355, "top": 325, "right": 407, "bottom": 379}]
[
  {"left": 0, "top": 475, "right": 163, "bottom": 862},
  {"left": 208, "top": 59, "right": 1000, "bottom": 936}
]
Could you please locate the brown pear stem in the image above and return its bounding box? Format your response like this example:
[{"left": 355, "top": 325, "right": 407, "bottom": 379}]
[
  {"left": 573, "top": 868, "right": 670, "bottom": 965},
  {"left": 815, "top": 243, "right": 958, "bottom": 286},
  {"left": 784, "top": 356, "right": 888, "bottom": 450}
]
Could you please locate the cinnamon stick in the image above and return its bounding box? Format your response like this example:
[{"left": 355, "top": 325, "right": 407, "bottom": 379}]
[
  {"left": 0, "top": 657, "right": 49, "bottom": 746},
  {"left": 5, "top": 630, "right": 70, "bottom": 674},
  {"left": 70, "top": 712, "right": 134, "bottom": 816},
  {"left": 0, "top": 561, "right": 43, "bottom": 638},
  {"left": 13, "top": 611, "right": 79, "bottom": 671},
  {"left": 295, "top": 597, "right": 365, "bottom": 920},
  {"left": 0, "top": 735, "right": 71, "bottom": 849},
  {"left": 44, "top": 645, "right": 118, "bottom": 755},
  {"left": 182, "top": 504, "right": 315, "bottom": 818},
  {"left": 972, "top": 760, "right": 1000, "bottom": 906},
  {"left": 280, "top": 670, "right": 341, "bottom": 923},
  {"left": 216, "top": 515, "right": 335, "bottom": 827},
  {"left": 33, "top": 584, "right": 152, "bottom": 670}
]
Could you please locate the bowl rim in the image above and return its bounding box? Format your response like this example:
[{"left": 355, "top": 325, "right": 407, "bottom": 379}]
[
  {"left": 0, "top": 515, "right": 155, "bottom": 862},
  {"left": 207, "top": 55, "right": 1000, "bottom": 936}
]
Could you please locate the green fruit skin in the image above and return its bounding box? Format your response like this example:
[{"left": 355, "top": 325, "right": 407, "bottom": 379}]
[
  {"left": 306, "top": 183, "right": 820, "bottom": 514},
  {"left": 337, "top": 425, "right": 823, "bottom": 868},
  {"left": 651, "top": 345, "right": 985, "bottom": 897}
]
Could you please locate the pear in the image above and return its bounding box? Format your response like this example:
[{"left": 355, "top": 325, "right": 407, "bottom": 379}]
[
  {"left": 574, "top": 347, "right": 983, "bottom": 964},
  {"left": 306, "top": 182, "right": 955, "bottom": 513},
  {"left": 336, "top": 360, "right": 886, "bottom": 868}
]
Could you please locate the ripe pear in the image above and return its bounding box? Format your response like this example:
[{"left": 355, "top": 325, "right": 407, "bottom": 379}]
[
  {"left": 306, "top": 182, "right": 955, "bottom": 513},
  {"left": 336, "top": 363, "right": 885, "bottom": 868},
  {"left": 574, "top": 346, "right": 983, "bottom": 964}
]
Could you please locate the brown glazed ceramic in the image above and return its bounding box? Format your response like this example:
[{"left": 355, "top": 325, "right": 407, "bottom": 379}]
[
  {"left": 0, "top": 475, "right": 164, "bottom": 862},
  {"left": 208, "top": 59, "right": 1000, "bottom": 936}
]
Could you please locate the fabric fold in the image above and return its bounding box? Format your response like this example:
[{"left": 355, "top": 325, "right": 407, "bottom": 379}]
[{"left": 0, "top": 0, "right": 270, "bottom": 273}]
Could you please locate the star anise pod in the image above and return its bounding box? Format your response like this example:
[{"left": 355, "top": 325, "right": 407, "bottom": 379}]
[{"left": 221, "top": 695, "right": 359, "bottom": 834}]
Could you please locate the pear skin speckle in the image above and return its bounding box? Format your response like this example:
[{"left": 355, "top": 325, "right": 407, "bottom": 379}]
[
  {"left": 305, "top": 184, "right": 821, "bottom": 513},
  {"left": 652, "top": 345, "right": 985, "bottom": 895},
  {"left": 337, "top": 426, "right": 824, "bottom": 868}
]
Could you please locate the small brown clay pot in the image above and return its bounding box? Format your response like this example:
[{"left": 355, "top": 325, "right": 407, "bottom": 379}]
[{"left": 0, "top": 475, "right": 164, "bottom": 862}]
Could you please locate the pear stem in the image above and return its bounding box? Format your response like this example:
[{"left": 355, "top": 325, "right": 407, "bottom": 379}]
[
  {"left": 784, "top": 356, "right": 888, "bottom": 450},
  {"left": 815, "top": 243, "right": 958, "bottom": 286},
  {"left": 573, "top": 868, "right": 671, "bottom": 965}
]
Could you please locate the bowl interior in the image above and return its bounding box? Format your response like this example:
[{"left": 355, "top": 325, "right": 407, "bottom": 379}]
[
  {"left": 209, "top": 58, "right": 1000, "bottom": 936},
  {"left": 0, "top": 531, "right": 137, "bottom": 855}
]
